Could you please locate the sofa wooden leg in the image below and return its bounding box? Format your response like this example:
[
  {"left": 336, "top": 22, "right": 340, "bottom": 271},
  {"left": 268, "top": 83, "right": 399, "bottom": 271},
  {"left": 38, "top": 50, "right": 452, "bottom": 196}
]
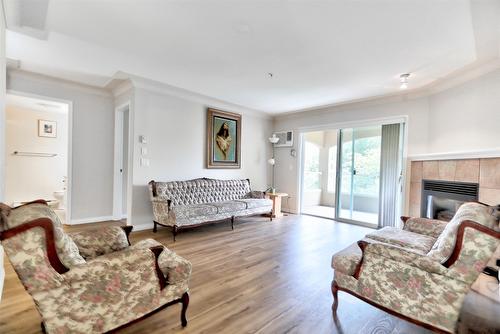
[
  {"left": 231, "top": 216, "right": 235, "bottom": 230},
  {"left": 153, "top": 221, "right": 158, "bottom": 233},
  {"left": 172, "top": 226, "right": 178, "bottom": 242},
  {"left": 41, "top": 322, "right": 46, "bottom": 334},
  {"left": 180, "top": 292, "right": 189, "bottom": 327},
  {"left": 332, "top": 280, "right": 339, "bottom": 313},
  {"left": 270, "top": 211, "right": 273, "bottom": 221}
]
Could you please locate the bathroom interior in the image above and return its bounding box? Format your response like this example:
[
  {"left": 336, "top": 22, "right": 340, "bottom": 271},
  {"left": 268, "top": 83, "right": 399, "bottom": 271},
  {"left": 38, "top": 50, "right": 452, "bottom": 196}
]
[{"left": 5, "top": 94, "right": 69, "bottom": 223}]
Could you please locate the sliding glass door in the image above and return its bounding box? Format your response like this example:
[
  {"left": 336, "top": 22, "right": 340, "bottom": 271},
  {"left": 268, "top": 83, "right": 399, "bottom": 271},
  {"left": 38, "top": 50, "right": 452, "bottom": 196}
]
[{"left": 336, "top": 126, "right": 382, "bottom": 226}]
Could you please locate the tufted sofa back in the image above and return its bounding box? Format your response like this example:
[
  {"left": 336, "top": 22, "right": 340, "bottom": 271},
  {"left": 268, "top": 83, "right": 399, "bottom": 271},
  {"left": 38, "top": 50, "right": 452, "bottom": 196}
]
[{"left": 150, "top": 178, "right": 252, "bottom": 206}]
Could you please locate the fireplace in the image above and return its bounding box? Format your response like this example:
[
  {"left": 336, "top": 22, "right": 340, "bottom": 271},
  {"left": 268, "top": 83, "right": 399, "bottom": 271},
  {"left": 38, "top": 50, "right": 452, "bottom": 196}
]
[{"left": 421, "top": 180, "right": 479, "bottom": 221}]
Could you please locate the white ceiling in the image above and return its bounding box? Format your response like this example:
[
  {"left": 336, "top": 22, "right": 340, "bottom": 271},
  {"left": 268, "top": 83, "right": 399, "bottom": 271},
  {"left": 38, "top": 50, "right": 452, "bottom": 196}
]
[{"left": 5, "top": 0, "right": 500, "bottom": 114}]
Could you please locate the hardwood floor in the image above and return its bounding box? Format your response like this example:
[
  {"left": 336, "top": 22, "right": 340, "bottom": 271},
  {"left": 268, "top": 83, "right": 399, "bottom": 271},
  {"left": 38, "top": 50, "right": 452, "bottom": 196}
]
[{"left": 0, "top": 214, "right": 430, "bottom": 334}]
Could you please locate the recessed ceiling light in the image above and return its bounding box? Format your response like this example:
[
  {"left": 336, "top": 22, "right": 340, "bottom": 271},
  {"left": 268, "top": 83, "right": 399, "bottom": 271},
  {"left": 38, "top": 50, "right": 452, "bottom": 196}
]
[
  {"left": 268, "top": 73, "right": 274, "bottom": 78},
  {"left": 400, "top": 73, "right": 410, "bottom": 90}
]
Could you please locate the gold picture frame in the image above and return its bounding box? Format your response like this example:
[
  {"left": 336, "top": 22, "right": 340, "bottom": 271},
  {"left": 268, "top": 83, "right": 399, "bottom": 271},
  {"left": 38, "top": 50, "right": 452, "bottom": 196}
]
[{"left": 206, "top": 108, "right": 241, "bottom": 169}]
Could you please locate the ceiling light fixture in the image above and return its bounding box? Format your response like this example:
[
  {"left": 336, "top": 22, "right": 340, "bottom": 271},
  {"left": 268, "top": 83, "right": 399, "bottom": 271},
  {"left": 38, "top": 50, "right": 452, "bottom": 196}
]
[
  {"left": 400, "top": 73, "right": 410, "bottom": 90},
  {"left": 268, "top": 72, "right": 274, "bottom": 78}
]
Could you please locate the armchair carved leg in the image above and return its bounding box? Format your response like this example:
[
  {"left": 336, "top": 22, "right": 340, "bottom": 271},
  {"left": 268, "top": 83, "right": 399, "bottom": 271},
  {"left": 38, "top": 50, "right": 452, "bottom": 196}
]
[
  {"left": 270, "top": 210, "right": 273, "bottom": 221},
  {"left": 231, "top": 216, "right": 235, "bottom": 230},
  {"left": 172, "top": 226, "right": 178, "bottom": 242},
  {"left": 181, "top": 292, "right": 189, "bottom": 327},
  {"left": 331, "top": 280, "right": 339, "bottom": 313},
  {"left": 153, "top": 221, "right": 158, "bottom": 233}
]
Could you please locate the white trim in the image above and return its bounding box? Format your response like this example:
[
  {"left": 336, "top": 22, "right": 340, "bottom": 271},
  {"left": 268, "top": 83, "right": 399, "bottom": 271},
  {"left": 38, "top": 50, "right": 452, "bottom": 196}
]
[
  {"left": 7, "top": 69, "right": 112, "bottom": 98},
  {"left": 125, "top": 73, "right": 272, "bottom": 119},
  {"left": 131, "top": 223, "right": 154, "bottom": 232},
  {"left": 290, "top": 115, "right": 408, "bottom": 133},
  {"left": 70, "top": 215, "right": 115, "bottom": 225},
  {"left": 6, "top": 89, "right": 74, "bottom": 223},
  {"left": 112, "top": 102, "right": 131, "bottom": 220},
  {"left": 409, "top": 148, "right": 500, "bottom": 161}
]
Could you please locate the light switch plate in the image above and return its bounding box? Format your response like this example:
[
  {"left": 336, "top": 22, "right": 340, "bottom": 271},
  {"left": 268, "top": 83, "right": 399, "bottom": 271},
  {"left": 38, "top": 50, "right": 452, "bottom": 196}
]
[
  {"left": 139, "top": 135, "right": 147, "bottom": 144},
  {"left": 141, "top": 147, "right": 148, "bottom": 155},
  {"left": 140, "top": 158, "right": 150, "bottom": 167}
]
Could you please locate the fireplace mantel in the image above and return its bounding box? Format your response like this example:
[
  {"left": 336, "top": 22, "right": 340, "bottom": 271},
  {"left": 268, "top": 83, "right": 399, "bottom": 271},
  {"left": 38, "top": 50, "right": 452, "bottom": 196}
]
[
  {"left": 409, "top": 148, "right": 500, "bottom": 162},
  {"left": 408, "top": 156, "right": 500, "bottom": 217}
]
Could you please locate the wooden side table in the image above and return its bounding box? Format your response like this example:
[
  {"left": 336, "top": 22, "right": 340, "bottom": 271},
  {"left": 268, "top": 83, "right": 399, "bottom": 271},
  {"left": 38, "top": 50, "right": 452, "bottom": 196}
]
[{"left": 265, "top": 192, "right": 288, "bottom": 218}]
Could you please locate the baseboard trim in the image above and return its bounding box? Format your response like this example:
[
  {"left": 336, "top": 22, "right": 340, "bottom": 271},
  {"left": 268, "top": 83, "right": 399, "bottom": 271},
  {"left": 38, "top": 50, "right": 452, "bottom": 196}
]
[
  {"left": 70, "top": 215, "right": 115, "bottom": 225},
  {"left": 132, "top": 223, "right": 154, "bottom": 231}
]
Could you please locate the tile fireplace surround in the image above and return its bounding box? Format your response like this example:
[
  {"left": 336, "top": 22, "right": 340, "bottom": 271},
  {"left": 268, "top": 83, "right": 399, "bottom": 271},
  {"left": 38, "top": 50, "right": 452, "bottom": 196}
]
[{"left": 409, "top": 158, "right": 500, "bottom": 217}]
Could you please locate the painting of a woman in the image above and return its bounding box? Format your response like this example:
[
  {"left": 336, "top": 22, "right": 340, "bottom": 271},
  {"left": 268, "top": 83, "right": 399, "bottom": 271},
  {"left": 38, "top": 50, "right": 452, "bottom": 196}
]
[
  {"left": 207, "top": 108, "right": 241, "bottom": 169},
  {"left": 215, "top": 122, "right": 232, "bottom": 160}
]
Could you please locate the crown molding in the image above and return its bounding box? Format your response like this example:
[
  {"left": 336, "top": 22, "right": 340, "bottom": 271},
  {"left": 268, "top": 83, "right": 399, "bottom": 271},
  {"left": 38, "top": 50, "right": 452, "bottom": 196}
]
[
  {"left": 7, "top": 68, "right": 112, "bottom": 98},
  {"left": 123, "top": 72, "right": 272, "bottom": 119},
  {"left": 275, "top": 57, "right": 500, "bottom": 121},
  {"left": 409, "top": 148, "right": 500, "bottom": 161}
]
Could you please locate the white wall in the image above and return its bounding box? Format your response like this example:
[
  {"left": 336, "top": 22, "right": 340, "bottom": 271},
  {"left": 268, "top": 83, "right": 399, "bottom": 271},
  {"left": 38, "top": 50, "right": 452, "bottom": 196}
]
[
  {"left": 7, "top": 70, "right": 115, "bottom": 221},
  {"left": 274, "top": 67, "right": 500, "bottom": 214},
  {"left": 427, "top": 69, "right": 500, "bottom": 153},
  {"left": 5, "top": 105, "right": 68, "bottom": 204},
  {"left": 0, "top": 1, "right": 6, "bottom": 303},
  {"left": 129, "top": 87, "right": 273, "bottom": 228}
]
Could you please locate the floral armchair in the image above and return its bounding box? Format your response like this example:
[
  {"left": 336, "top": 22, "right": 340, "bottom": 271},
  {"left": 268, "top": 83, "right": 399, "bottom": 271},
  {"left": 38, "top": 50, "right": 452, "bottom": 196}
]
[
  {"left": 331, "top": 202, "right": 500, "bottom": 333},
  {"left": 0, "top": 200, "right": 192, "bottom": 334}
]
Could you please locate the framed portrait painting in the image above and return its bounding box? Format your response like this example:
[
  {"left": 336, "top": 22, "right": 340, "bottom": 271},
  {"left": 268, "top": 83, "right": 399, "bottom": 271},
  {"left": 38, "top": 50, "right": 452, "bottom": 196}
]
[
  {"left": 38, "top": 120, "right": 57, "bottom": 138},
  {"left": 206, "top": 108, "right": 241, "bottom": 169}
]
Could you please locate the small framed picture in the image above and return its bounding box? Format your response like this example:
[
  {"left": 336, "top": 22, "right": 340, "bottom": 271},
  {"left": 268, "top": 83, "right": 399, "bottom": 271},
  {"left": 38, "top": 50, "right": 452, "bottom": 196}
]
[{"left": 38, "top": 120, "right": 57, "bottom": 138}]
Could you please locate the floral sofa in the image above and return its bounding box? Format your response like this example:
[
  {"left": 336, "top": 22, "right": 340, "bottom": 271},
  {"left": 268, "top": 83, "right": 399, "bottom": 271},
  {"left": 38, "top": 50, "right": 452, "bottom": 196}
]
[
  {"left": 331, "top": 202, "right": 500, "bottom": 333},
  {"left": 149, "top": 178, "right": 273, "bottom": 240},
  {"left": 0, "top": 201, "right": 192, "bottom": 334}
]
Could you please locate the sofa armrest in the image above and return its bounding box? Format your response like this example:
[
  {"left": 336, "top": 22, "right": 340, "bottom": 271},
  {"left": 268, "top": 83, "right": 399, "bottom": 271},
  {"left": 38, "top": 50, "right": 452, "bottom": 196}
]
[
  {"left": 245, "top": 191, "right": 266, "bottom": 199},
  {"left": 401, "top": 216, "right": 448, "bottom": 238},
  {"left": 156, "top": 246, "right": 192, "bottom": 284},
  {"left": 63, "top": 247, "right": 171, "bottom": 298},
  {"left": 356, "top": 239, "right": 447, "bottom": 277},
  {"left": 68, "top": 226, "right": 132, "bottom": 260}
]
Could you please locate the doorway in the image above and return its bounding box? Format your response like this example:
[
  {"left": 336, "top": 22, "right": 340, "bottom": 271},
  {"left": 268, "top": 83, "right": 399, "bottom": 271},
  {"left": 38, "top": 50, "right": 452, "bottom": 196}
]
[
  {"left": 113, "top": 103, "right": 131, "bottom": 221},
  {"left": 301, "top": 130, "right": 337, "bottom": 218},
  {"left": 336, "top": 126, "right": 381, "bottom": 226},
  {"left": 5, "top": 92, "right": 72, "bottom": 223},
  {"left": 300, "top": 122, "right": 403, "bottom": 228}
]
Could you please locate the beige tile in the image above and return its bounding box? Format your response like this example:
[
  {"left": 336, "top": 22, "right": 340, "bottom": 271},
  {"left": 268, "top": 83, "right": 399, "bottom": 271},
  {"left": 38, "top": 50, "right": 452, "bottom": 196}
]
[
  {"left": 409, "top": 182, "right": 421, "bottom": 205},
  {"left": 438, "top": 160, "right": 456, "bottom": 181},
  {"left": 479, "top": 187, "right": 500, "bottom": 205},
  {"left": 410, "top": 161, "right": 423, "bottom": 183},
  {"left": 409, "top": 203, "right": 420, "bottom": 218},
  {"left": 455, "top": 159, "right": 480, "bottom": 183},
  {"left": 422, "top": 160, "right": 439, "bottom": 180},
  {"left": 480, "top": 158, "right": 500, "bottom": 188}
]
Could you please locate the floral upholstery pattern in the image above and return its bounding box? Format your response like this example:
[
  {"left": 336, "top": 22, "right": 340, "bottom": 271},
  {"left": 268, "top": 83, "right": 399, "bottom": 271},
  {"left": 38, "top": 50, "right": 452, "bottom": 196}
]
[
  {"left": 365, "top": 227, "right": 436, "bottom": 253},
  {"left": 68, "top": 226, "right": 130, "bottom": 260},
  {"left": 331, "top": 243, "right": 362, "bottom": 276},
  {"left": 150, "top": 179, "right": 272, "bottom": 228},
  {"left": 403, "top": 217, "right": 449, "bottom": 238},
  {"left": 428, "top": 202, "right": 499, "bottom": 263},
  {"left": 132, "top": 239, "right": 192, "bottom": 284},
  {"left": 0, "top": 202, "right": 192, "bottom": 334},
  {"left": 2, "top": 203, "right": 85, "bottom": 268},
  {"left": 331, "top": 201, "right": 500, "bottom": 333}
]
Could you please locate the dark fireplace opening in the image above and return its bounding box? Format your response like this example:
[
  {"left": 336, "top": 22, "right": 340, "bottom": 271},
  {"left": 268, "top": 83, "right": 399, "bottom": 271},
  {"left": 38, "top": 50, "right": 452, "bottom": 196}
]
[{"left": 421, "top": 180, "right": 479, "bottom": 221}]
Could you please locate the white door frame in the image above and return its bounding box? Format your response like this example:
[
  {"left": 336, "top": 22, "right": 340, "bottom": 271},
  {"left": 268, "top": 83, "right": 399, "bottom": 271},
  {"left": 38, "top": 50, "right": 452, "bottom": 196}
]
[
  {"left": 296, "top": 115, "right": 409, "bottom": 222},
  {"left": 6, "top": 89, "right": 74, "bottom": 223},
  {"left": 112, "top": 102, "right": 132, "bottom": 221}
]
